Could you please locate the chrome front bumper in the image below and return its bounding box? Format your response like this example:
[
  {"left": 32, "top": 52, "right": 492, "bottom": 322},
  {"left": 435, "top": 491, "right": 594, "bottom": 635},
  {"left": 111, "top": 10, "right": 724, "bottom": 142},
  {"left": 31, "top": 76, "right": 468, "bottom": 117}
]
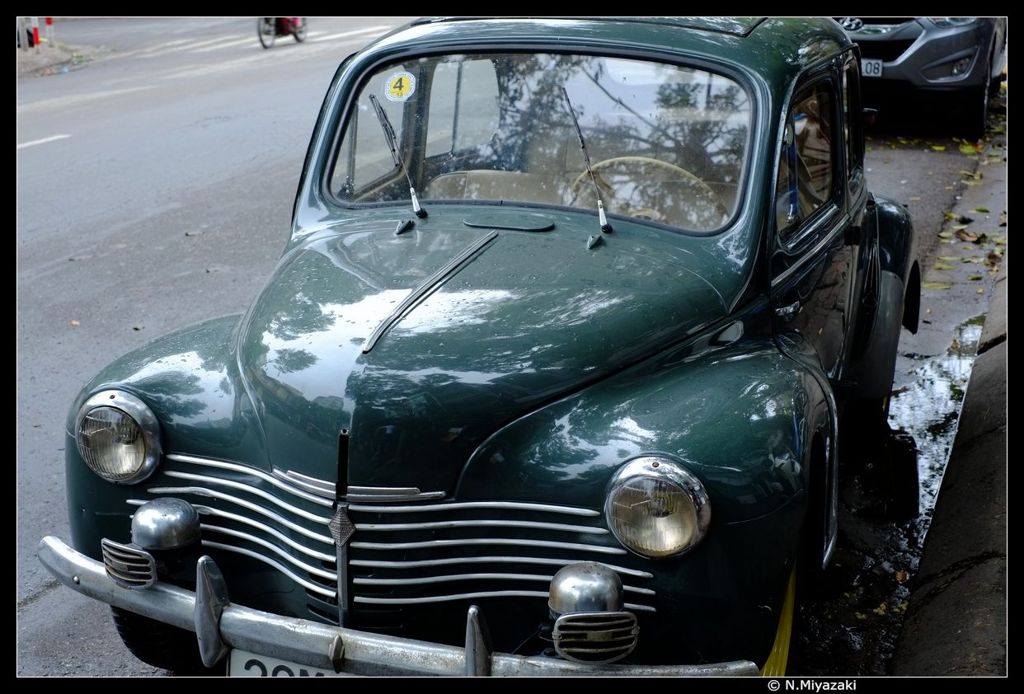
[{"left": 38, "top": 535, "right": 759, "bottom": 676}]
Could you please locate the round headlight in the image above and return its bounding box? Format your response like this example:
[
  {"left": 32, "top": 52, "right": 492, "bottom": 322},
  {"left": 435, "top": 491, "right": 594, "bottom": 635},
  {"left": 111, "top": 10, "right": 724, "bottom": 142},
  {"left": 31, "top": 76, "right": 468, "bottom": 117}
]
[
  {"left": 75, "top": 390, "right": 161, "bottom": 484},
  {"left": 604, "top": 456, "right": 710, "bottom": 559}
]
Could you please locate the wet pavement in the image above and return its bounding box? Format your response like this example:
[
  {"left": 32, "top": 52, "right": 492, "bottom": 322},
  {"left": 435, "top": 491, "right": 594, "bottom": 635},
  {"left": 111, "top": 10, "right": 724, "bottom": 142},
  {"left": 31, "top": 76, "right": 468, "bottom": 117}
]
[{"left": 789, "top": 101, "right": 1007, "bottom": 675}]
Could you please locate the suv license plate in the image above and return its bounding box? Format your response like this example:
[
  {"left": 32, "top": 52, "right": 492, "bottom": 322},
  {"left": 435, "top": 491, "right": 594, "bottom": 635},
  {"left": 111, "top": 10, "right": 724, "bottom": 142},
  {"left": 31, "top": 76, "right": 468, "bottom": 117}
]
[{"left": 861, "top": 59, "right": 883, "bottom": 77}]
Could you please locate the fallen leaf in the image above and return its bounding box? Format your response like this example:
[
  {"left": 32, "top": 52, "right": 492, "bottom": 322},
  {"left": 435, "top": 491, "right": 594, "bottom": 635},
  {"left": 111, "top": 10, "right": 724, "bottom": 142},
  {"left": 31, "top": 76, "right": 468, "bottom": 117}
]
[
  {"left": 937, "top": 231, "right": 954, "bottom": 239},
  {"left": 957, "top": 215, "right": 975, "bottom": 224},
  {"left": 942, "top": 212, "right": 956, "bottom": 222},
  {"left": 908, "top": 196, "right": 921, "bottom": 201},
  {"left": 955, "top": 229, "right": 979, "bottom": 242},
  {"left": 973, "top": 233, "right": 989, "bottom": 245},
  {"left": 895, "top": 602, "right": 908, "bottom": 615},
  {"left": 873, "top": 603, "right": 889, "bottom": 616},
  {"left": 933, "top": 262, "right": 955, "bottom": 271},
  {"left": 930, "top": 145, "right": 946, "bottom": 151},
  {"left": 998, "top": 211, "right": 1007, "bottom": 226},
  {"left": 959, "top": 169, "right": 982, "bottom": 180},
  {"left": 978, "top": 287, "right": 985, "bottom": 294},
  {"left": 968, "top": 274, "right": 983, "bottom": 281},
  {"left": 959, "top": 141, "right": 984, "bottom": 154},
  {"left": 895, "top": 570, "right": 908, "bottom": 584},
  {"left": 855, "top": 612, "right": 867, "bottom": 621},
  {"left": 994, "top": 236, "right": 1007, "bottom": 246},
  {"left": 974, "top": 207, "right": 990, "bottom": 214},
  {"left": 951, "top": 224, "right": 970, "bottom": 232},
  {"left": 938, "top": 256, "right": 960, "bottom": 262},
  {"left": 69, "top": 320, "right": 80, "bottom": 327},
  {"left": 922, "top": 281, "right": 953, "bottom": 290},
  {"left": 964, "top": 180, "right": 982, "bottom": 186}
]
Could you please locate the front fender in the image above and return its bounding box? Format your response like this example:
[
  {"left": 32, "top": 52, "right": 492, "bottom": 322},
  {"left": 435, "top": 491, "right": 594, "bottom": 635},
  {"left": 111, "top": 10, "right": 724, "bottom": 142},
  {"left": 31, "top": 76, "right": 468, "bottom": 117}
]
[
  {"left": 457, "top": 332, "right": 835, "bottom": 664},
  {"left": 63, "top": 315, "right": 269, "bottom": 558}
]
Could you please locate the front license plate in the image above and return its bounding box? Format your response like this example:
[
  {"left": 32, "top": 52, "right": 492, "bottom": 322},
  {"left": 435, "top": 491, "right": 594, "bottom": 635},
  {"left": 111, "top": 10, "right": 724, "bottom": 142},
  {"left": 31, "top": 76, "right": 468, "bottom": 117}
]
[
  {"left": 228, "top": 649, "right": 349, "bottom": 677},
  {"left": 861, "top": 59, "right": 883, "bottom": 78}
]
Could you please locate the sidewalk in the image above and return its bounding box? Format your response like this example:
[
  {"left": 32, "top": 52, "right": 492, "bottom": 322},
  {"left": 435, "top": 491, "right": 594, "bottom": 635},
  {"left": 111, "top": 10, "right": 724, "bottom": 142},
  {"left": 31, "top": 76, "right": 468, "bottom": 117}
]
[
  {"left": 891, "top": 227, "right": 1007, "bottom": 671},
  {"left": 16, "top": 42, "right": 106, "bottom": 77}
]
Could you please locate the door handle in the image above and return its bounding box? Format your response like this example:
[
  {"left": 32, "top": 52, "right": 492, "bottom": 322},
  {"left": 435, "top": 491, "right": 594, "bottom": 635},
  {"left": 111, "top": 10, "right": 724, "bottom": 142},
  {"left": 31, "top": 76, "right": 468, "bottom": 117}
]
[{"left": 775, "top": 301, "right": 802, "bottom": 320}]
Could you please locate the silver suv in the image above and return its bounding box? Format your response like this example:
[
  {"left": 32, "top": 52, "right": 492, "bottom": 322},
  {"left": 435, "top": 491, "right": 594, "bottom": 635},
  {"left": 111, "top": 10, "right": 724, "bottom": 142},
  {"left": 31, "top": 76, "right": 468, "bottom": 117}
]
[{"left": 837, "top": 17, "right": 1006, "bottom": 139}]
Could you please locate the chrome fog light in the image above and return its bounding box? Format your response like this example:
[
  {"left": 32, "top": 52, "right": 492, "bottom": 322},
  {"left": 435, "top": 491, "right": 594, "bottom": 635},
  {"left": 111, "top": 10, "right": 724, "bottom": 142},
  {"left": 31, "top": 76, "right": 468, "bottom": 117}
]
[
  {"left": 605, "top": 456, "right": 710, "bottom": 559},
  {"left": 75, "top": 390, "right": 161, "bottom": 484},
  {"left": 131, "top": 498, "right": 201, "bottom": 551},
  {"left": 548, "top": 563, "right": 639, "bottom": 663},
  {"left": 549, "top": 562, "right": 623, "bottom": 615}
]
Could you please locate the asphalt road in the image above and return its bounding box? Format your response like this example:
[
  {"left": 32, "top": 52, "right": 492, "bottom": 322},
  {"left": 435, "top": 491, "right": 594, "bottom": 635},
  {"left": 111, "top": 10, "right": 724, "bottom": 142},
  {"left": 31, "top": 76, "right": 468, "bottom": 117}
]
[
  {"left": 16, "top": 17, "right": 412, "bottom": 676},
  {"left": 16, "top": 18, "right": 993, "bottom": 676}
]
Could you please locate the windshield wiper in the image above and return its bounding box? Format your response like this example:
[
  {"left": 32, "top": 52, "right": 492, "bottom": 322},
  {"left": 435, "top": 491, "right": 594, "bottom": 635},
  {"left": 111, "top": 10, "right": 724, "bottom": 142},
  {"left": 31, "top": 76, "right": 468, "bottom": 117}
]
[
  {"left": 367, "top": 93, "right": 427, "bottom": 219},
  {"left": 561, "top": 86, "right": 612, "bottom": 234}
]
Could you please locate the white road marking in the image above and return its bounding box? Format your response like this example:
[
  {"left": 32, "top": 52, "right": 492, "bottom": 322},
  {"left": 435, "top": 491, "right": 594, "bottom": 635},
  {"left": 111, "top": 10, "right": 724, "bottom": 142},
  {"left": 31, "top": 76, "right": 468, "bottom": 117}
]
[
  {"left": 191, "top": 36, "right": 267, "bottom": 53},
  {"left": 138, "top": 34, "right": 248, "bottom": 57},
  {"left": 308, "top": 25, "right": 392, "bottom": 42},
  {"left": 17, "top": 134, "right": 71, "bottom": 150}
]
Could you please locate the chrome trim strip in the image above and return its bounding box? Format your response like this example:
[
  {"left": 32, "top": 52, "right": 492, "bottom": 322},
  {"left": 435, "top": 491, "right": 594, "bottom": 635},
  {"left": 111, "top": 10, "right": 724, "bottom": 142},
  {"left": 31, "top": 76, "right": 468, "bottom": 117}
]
[
  {"left": 363, "top": 230, "right": 499, "bottom": 353},
  {"left": 348, "top": 501, "right": 599, "bottom": 517},
  {"left": 350, "top": 538, "right": 626, "bottom": 555},
  {"left": 355, "top": 520, "right": 607, "bottom": 535},
  {"left": 144, "top": 487, "right": 334, "bottom": 545},
  {"left": 162, "top": 471, "right": 332, "bottom": 524},
  {"left": 127, "top": 499, "right": 336, "bottom": 562},
  {"left": 200, "top": 525, "right": 337, "bottom": 581},
  {"left": 271, "top": 468, "right": 337, "bottom": 500},
  {"left": 349, "top": 556, "right": 653, "bottom": 579},
  {"left": 771, "top": 210, "right": 848, "bottom": 289},
  {"left": 202, "top": 541, "right": 336, "bottom": 599},
  {"left": 345, "top": 491, "right": 446, "bottom": 502},
  {"left": 354, "top": 591, "right": 656, "bottom": 612},
  {"left": 41, "top": 537, "right": 761, "bottom": 675},
  {"left": 353, "top": 573, "right": 655, "bottom": 596},
  {"left": 167, "top": 454, "right": 334, "bottom": 507}
]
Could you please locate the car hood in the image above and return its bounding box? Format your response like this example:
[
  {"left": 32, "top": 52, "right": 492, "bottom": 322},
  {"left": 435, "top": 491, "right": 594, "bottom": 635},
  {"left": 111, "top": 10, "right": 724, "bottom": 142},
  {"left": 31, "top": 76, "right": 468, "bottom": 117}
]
[{"left": 238, "top": 214, "right": 738, "bottom": 494}]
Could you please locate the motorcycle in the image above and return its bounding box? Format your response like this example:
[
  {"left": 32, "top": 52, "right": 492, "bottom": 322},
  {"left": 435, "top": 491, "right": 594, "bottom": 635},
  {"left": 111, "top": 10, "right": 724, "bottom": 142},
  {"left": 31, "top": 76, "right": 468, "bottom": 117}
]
[{"left": 257, "top": 17, "right": 307, "bottom": 49}]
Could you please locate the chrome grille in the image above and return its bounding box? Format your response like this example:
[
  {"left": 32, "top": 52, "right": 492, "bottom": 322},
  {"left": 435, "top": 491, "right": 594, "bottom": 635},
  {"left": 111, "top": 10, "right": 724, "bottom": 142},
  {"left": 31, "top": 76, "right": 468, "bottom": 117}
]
[
  {"left": 101, "top": 538, "right": 156, "bottom": 589},
  {"left": 348, "top": 501, "right": 656, "bottom": 613},
  {"left": 553, "top": 612, "right": 639, "bottom": 663},
  {"left": 126, "top": 453, "right": 339, "bottom": 611}
]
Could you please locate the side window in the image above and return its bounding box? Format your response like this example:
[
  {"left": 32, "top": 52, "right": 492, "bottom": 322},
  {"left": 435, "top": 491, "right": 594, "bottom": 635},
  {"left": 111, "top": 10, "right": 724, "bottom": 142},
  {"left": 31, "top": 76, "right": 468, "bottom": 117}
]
[
  {"left": 775, "top": 82, "right": 836, "bottom": 235},
  {"left": 841, "top": 60, "right": 864, "bottom": 175},
  {"left": 425, "top": 58, "right": 499, "bottom": 158}
]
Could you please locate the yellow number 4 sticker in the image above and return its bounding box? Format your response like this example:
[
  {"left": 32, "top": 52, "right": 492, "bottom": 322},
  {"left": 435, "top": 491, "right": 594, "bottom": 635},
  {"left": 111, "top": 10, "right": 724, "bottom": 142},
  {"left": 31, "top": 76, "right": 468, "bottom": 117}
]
[{"left": 385, "top": 71, "right": 416, "bottom": 102}]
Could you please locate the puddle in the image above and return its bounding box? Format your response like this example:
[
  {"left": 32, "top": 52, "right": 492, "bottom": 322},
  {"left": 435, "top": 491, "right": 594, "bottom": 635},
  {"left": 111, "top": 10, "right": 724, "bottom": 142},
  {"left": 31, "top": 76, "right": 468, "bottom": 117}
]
[{"left": 790, "top": 316, "right": 983, "bottom": 675}]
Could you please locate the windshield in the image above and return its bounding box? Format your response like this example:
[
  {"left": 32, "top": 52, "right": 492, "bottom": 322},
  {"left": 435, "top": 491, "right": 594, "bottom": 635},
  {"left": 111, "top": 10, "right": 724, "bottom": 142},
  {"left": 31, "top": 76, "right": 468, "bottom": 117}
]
[{"left": 329, "top": 53, "right": 752, "bottom": 232}]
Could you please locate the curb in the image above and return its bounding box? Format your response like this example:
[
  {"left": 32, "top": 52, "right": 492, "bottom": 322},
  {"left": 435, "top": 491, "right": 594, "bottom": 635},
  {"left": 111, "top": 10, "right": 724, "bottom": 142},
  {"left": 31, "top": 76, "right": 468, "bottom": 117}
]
[{"left": 891, "top": 265, "right": 1007, "bottom": 675}]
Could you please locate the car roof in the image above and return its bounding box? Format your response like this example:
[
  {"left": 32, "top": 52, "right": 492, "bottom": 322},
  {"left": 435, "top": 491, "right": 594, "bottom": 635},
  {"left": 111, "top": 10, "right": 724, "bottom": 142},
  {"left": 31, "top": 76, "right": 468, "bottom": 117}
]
[
  {"left": 368, "top": 17, "right": 851, "bottom": 91},
  {"left": 414, "top": 16, "right": 767, "bottom": 37}
]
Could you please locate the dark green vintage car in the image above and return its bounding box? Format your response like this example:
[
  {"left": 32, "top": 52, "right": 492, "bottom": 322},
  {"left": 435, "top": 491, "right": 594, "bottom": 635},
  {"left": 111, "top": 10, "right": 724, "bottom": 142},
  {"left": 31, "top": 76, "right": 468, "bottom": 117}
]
[{"left": 39, "top": 17, "right": 920, "bottom": 676}]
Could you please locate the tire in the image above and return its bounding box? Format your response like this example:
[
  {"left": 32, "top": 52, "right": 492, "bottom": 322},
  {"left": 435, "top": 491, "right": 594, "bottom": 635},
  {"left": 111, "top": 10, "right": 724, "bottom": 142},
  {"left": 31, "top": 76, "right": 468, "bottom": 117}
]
[
  {"left": 292, "top": 18, "right": 307, "bottom": 43},
  {"left": 258, "top": 17, "right": 275, "bottom": 49},
  {"left": 111, "top": 606, "right": 217, "bottom": 675},
  {"left": 957, "top": 84, "right": 989, "bottom": 142}
]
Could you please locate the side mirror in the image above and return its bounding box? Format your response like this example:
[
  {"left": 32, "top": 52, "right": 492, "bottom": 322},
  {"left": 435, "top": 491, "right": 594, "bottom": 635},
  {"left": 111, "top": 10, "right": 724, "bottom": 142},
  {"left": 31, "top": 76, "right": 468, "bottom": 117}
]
[{"left": 863, "top": 107, "right": 878, "bottom": 127}]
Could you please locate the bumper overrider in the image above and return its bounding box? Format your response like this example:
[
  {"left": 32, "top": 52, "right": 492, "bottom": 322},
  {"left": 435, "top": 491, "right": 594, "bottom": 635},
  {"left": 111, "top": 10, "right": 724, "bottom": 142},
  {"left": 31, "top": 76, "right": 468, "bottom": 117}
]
[{"left": 38, "top": 499, "right": 758, "bottom": 676}]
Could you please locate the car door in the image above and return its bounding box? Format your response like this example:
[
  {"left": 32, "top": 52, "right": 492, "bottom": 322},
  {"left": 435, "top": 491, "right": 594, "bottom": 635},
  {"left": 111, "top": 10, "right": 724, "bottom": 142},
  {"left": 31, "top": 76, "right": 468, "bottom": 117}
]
[{"left": 770, "top": 67, "right": 858, "bottom": 383}]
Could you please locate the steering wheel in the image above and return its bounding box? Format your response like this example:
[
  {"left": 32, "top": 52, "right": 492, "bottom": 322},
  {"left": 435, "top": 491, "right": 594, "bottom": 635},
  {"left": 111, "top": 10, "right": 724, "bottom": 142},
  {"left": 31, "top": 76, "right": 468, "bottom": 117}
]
[{"left": 569, "top": 156, "right": 729, "bottom": 222}]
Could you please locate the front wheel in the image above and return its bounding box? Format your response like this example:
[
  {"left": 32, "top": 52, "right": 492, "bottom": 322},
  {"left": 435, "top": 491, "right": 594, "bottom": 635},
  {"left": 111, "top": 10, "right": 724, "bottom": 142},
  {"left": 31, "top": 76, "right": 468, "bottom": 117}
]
[
  {"left": 258, "top": 17, "right": 276, "bottom": 49},
  {"left": 292, "top": 18, "right": 307, "bottom": 43},
  {"left": 111, "top": 606, "right": 217, "bottom": 675}
]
